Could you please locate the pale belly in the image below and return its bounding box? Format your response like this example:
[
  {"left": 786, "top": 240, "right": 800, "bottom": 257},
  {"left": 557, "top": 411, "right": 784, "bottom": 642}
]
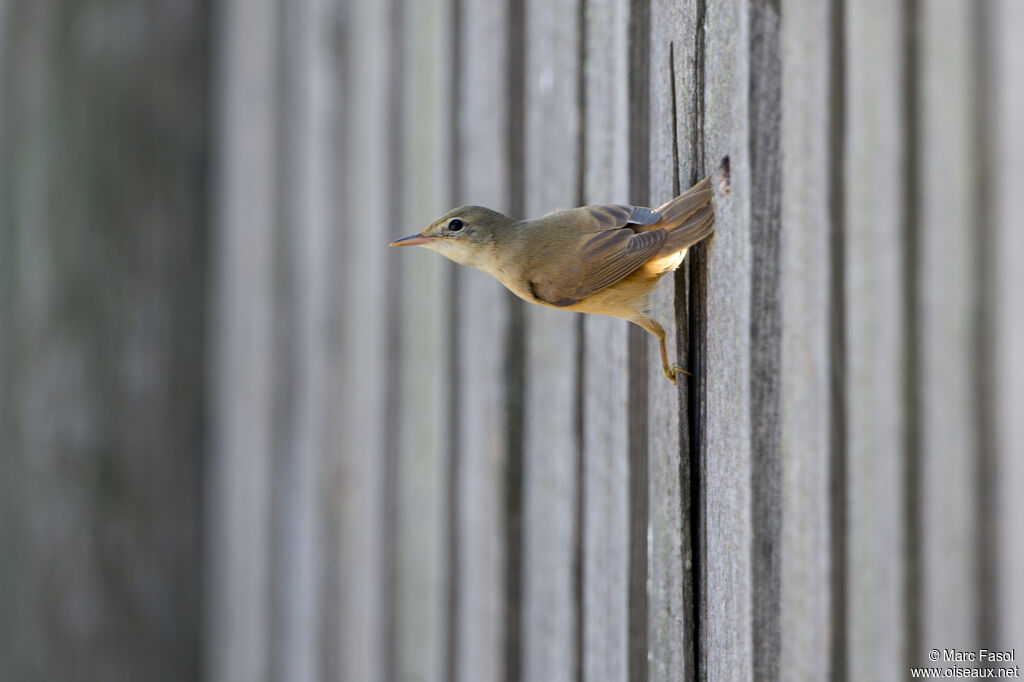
[{"left": 489, "top": 247, "right": 688, "bottom": 322}]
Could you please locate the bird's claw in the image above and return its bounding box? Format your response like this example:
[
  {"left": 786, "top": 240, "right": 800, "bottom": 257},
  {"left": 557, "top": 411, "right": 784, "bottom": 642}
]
[{"left": 664, "top": 363, "right": 691, "bottom": 385}]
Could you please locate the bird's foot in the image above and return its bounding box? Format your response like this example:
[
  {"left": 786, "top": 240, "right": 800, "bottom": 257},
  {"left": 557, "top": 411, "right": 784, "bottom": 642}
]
[{"left": 663, "top": 363, "right": 691, "bottom": 385}]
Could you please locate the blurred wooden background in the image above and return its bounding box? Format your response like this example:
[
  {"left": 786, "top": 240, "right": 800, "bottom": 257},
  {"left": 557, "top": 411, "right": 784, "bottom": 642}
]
[{"left": 1, "top": 0, "right": 1022, "bottom": 680}]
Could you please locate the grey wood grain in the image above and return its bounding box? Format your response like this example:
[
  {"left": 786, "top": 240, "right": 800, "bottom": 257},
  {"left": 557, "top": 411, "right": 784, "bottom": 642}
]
[
  {"left": 701, "top": 0, "right": 754, "bottom": 679},
  {"left": 0, "top": 2, "right": 206, "bottom": 679},
  {"left": 316, "top": 2, "right": 355, "bottom": 678},
  {"left": 749, "top": 1, "right": 785, "bottom": 679},
  {"left": 989, "top": 0, "right": 1024, "bottom": 652},
  {"left": 453, "top": 0, "right": 515, "bottom": 678},
  {"left": 206, "top": 0, "right": 279, "bottom": 678},
  {"left": 10, "top": 2, "right": 1024, "bottom": 679},
  {"left": 522, "top": 0, "right": 583, "bottom": 679},
  {"left": 916, "top": 0, "right": 981, "bottom": 659},
  {"left": 779, "top": 0, "right": 832, "bottom": 678},
  {"left": 581, "top": 0, "right": 632, "bottom": 678},
  {"left": 395, "top": 0, "right": 455, "bottom": 679},
  {"left": 334, "top": 0, "right": 396, "bottom": 678},
  {"left": 273, "top": 2, "right": 340, "bottom": 680},
  {"left": 646, "top": 1, "right": 701, "bottom": 679},
  {"left": 843, "top": 0, "right": 907, "bottom": 678}
]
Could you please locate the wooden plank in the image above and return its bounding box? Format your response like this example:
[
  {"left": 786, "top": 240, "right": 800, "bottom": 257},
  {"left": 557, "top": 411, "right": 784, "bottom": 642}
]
[
  {"left": 452, "top": 0, "right": 514, "bottom": 678},
  {"left": 272, "top": 0, "right": 337, "bottom": 679},
  {"left": 521, "top": 0, "right": 583, "bottom": 678},
  {"left": 581, "top": 0, "right": 631, "bottom": 679},
  {"left": 916, "top": 0, "right": 980, "bottom": 659},
  {"left": 627, "top": 0, "right": 652, "bottom": 679},
  {"left": 0, "top": 2, "right": 206, "bottom": 679},
  {"left": 778, "top": 0, "right": 832, "bottom": 678},
  {"left": 205, "top": 0, "right": 278, "bottom": 678},
  {"left": 842, "top": 0, "right": 907, "bottom": 678},
  {"left": 645, "top": 2, "right": 701, "bottom": 679},
  {"left": 748, "top": 1, "right": 785, "bottom": 679},
  {"left": 394, "top": 0, "right": 454, "bottom": 678},
  {"left": 990, "top": 0, "right": 1024, "bottom": 652},
  {"left": 333, "top": 0, "right": 395, "bottom": 677},
  {"left": 701, "top": 0, "right": 754, "bottom": 678}
]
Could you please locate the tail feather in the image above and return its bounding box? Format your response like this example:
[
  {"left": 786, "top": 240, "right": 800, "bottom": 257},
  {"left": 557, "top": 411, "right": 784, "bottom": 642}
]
[
  {"left": 661, "top": 202, "right": 715, "bottom": 253},
  {"left": 653, "top": 175, "right": 715, "bottom": 254},
  {"left": 655, "top": 175, "right": 713, "bottom": 226}
]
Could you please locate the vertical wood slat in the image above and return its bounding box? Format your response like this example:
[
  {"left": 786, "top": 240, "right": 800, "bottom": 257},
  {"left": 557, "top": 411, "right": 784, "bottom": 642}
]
[
  {"left": 749, "top": 0, "right": 785, "bottom": 679},
  {"left": 317, "top": 0, "right": 352, "bottom": 676},
  {"left": 626, "top": 0, "right": 651, "bottom": 672},
  {"left": 453, "top": 0, "right": 515, "bottom": 678},
  {"left": 395, "top": 0, "right": 454, "bottom": 678},
  {"left": 521, "top": 0, "right": 583, "bottom": 678},
  {"left": 581, "top": 0, "right": 631, "bottom": 679},
  {"left": 701, "top": 0, "right": 754, "bottom": 678},
  {"left": 645, "top": 2, "right": 702, "bottom": 678},
  {"left": 778, "top": 0, "right": 832, "bottom": 678},
  {"left": 5, "top": 2, "right": 1024, "bottom": 680},
  {"left": 274, "top": 0, "right": 339, "bottom": 679},
  {"left": 335, "top": 0, "right": 394, "bottom": 678},
  {"left": 990, "top": 0, "right": 1024, "bottom": 652},
  {"left": 843, "top": 0, "right": 907, "bottom": 678},
  {"left": 206, "top": 0, "right": 278, "bottom": 677},
  {"left": 0, "top": 3, "right": 207, "bottom": 680},
  {"left": 916, "top": 0, "right": 980, "bottom": 659},
  {"left": 210, "top": 0, "right": 339, "bottom": 678}
]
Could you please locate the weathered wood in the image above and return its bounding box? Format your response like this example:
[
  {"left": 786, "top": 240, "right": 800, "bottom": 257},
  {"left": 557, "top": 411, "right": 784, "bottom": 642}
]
[
  {"left": 453, "top": 0, "right": 516, "bottom": 678},
  {"left": 394, "top": 0, "right": 455, "bottom": 678},
  {"left": 334, "top": 0, "right": 396, "bottom": 678},
  {"left": 989, "top": 0, "right": 1024, "bottom": 653},
  {"left": 272, "top": 0, "right": 339, "bottom": 679},
  {"left": 7, "top": 3, "right": 1024, "bottom": 680},
  {"left": 843, "top": 0, "right": 907, "bottom": 678},
  {"left": 779, "top": 0, "right": 832, "bottom": 678},
  {"left": 916, "top": 0, "right": 981, "bottom": 660},
  {"left": 581, "top": 0, "right": 632, "bottom": 679},
  {"left": 701, "top": 0, "right": 754, "bottom": 679},
  {"left": 0, "top": 2, "right": 206, "bottom": 679},
  {"left": 205, "top": 0, "right": 279, "bottom": 678},
  {"left": 646, "top": 2, "right": 701, "bottom": 678},
  {"left": 521, "top": 0, "right": 583, "bottom": 678},
  {"left": 749, "top": 1, "right": 785, "bottom": 679}
]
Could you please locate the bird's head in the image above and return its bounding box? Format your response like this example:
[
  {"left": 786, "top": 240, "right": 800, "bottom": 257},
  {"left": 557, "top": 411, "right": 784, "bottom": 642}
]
[{"left": 389, "top": 205, "right": 512, "bottom": 270}]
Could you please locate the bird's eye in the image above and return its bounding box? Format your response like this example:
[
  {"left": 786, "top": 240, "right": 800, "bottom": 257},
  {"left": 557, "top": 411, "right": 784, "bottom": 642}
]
[{"left": 447, "top": 218, "right": 464, "bottom": 232}]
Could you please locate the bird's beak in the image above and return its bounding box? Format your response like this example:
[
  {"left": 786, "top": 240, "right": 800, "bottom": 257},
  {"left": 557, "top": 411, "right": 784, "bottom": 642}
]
[{"left": 390, "top": 233, "right": 437, "bottom": 247}]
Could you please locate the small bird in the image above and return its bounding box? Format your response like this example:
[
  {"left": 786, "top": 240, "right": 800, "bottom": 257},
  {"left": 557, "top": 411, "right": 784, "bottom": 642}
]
[{"left": 390, "top": 176, "right": 715, "bottom": 383}]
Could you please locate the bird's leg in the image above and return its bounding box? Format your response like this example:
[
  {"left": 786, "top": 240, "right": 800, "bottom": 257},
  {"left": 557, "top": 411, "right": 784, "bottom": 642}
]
[{"left": 632, "top": 315, "right": 689, "bottom": 384}]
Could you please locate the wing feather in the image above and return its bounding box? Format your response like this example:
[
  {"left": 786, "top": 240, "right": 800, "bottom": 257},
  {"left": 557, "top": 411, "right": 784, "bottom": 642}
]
[
  {"left": 527, "top": 179, "right": 715, "bottom": 306},
  {"left": 584, "top": 204, "right": 663, "bottom": 228},
  {"left": 529, "top": 219, "right": 666, "bottom": 306}
]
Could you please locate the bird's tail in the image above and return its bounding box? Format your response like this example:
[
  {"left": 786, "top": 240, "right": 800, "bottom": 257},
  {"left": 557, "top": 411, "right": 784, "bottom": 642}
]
[{"left": 654, "top": 175, "right": 715, "bottom": 254}]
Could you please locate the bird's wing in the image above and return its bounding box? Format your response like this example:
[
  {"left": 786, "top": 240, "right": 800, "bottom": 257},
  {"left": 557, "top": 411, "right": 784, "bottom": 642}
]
[
  {"left": 582, "top": 204, "right": 663, "bottom": 229},
  {"left": 528, "top": 206, "right": 667, "bottom": 307}
]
